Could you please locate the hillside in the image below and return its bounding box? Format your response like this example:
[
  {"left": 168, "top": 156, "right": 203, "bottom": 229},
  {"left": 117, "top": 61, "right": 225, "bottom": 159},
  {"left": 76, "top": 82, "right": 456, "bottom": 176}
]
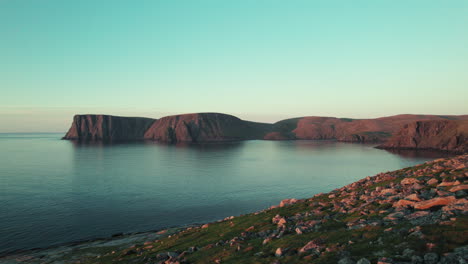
[
  {"left": 377, "top": 120, "right": 468, "bottom": 154},
  {"left": 266, "top": 114, "right": 468, "bottom": 143},
  {"left": 143, "top": 113, "right": 272, "bottom": 142}
]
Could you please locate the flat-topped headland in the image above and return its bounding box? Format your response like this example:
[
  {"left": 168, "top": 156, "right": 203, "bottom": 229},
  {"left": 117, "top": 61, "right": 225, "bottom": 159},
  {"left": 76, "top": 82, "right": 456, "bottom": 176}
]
[
  {"left": 4, "top": 155, "right": 467, "bottom": 264},
  {"left": 63, "top": 113, "right": 468, "bottom": 153}
]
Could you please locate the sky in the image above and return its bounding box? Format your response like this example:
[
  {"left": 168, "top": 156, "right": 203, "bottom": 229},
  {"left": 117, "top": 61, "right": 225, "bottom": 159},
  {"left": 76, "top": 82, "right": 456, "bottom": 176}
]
[{"left": 1, "top": 0, "right": 468, "bottom": 132}]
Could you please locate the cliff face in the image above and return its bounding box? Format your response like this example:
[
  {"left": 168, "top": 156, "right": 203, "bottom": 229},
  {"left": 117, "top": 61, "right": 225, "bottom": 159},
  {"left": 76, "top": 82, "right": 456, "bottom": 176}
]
[
  {"left": 62, "top": 113, "right": 468, "bottom": 145},
  {"left": 62, "top": 115, "right": 156, "bottom": 141},
  {"left": 377, "top": 120, "right": 468, "bottom": 154},
  {"left": 143, "top": 113, "right": 272, "bottom": 143},
  {"left": 267, "top": 114, "right": 468, "bottom": 143}
]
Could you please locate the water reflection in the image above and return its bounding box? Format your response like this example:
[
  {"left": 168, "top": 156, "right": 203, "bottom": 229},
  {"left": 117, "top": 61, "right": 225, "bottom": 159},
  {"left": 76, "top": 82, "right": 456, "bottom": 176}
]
[
  {"left": 381, "top": 148, "right": 454, "bottom": 159},
  {"left": 1, "top": 135, "right": 455, "bottom": 254}
]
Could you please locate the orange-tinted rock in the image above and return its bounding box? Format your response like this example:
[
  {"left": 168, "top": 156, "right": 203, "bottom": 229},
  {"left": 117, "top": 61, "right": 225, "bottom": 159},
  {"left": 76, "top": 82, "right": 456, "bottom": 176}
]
[
  {"left": 405, "top": 211, "right": 430, "bottom": 219},
  {"left": 299, "top": 240, "right": 323, "bottom": 254},
  {"left": 381, "top": 189, "right": 397, "bottom": 196},
  {"left": 275, "top": 248, "right": 283, "bottom": 257},
  {"left": 393, "top": 199, "right": 416, "bottom": 208},
  {"left": 438, "top": 181, "right": 462, "bottom": 187},
  {"left": 442, "top": 198, "right": 468, "bottom": 212},
  {"left": 405, "top": 194, "right": 421, "bottom": 201},
  {"left": 245, "top": 226, "right": 255, "bottom": 232},
  {"left": 427, "top": 178, "right": 439, "bottom": 185},
  {"left": 449, "top": 185, "right": 468, "bottom": 192},
  {"left": 414, "top": 196, "right": 457, "bottom": 210},
  {"left": 279, "top": 198, "right": 298, "bottom": 207},
  {"left": 401, "top": 178, "right": 420, "bottom": 185}
]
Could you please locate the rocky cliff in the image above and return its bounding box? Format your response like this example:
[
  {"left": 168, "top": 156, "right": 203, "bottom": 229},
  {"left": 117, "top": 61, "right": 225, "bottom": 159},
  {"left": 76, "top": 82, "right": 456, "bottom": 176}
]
[
  {"left": 143, "top": 113, "right": 272, "bottom": 143},
  {"left": 266, "top": 114, "right": 468, "bottom": 143},
  {"left": 63, "top": 113, "right": 468, "bottom": 145},
  {"left": 62, "top": 115, "right": 156, "bottom": 141},
  {"left": 377, "top": 120, "right": 468, "bottom": 154}
]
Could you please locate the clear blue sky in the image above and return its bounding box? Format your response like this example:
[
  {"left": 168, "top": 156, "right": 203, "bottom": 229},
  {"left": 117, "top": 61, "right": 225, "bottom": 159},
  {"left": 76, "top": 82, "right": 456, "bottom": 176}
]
[{"left": 1, "top": 0, "right": 467, "bottom": 132}]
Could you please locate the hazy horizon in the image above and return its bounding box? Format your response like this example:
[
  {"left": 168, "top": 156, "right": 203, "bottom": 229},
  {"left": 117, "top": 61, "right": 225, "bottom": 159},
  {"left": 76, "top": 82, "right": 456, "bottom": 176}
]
[{"left": 1, "top": 1, "right": 468, "bottom": 132}]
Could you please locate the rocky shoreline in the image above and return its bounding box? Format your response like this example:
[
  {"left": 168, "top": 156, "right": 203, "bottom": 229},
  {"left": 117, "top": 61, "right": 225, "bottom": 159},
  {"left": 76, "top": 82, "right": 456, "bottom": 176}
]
[{"left": 3, "top": 155, "right": 467, "bottom": 264}]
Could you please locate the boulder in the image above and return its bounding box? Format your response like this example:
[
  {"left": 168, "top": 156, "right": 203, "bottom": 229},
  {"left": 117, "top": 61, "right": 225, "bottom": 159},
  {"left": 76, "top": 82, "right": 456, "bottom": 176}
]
[
  {"left": 449, "top": 185, "right": 468, "bottom": 192},
  {"left": 275, "top": 248, "right": 283, "bottom": 257},
  {"left": 279, "top": 198, "right": 298, "bottom": 207},
  {"left": 438, "top": 181, "right": 462, "bottom": 187},
  {"left": 427, "top": 178, "right": 438, "bottom": 185},
  {"left": 393, "top": 199, "right": 416, "bottom": 208},
  {"left": 401, "top": 178, "right": 420, "bottom": 185},
  {"left": 423, "top": 252, "right": 439, "bottom": 264},
  {"left": 414, "top": 196, "right": 457, "bottom": 210}
]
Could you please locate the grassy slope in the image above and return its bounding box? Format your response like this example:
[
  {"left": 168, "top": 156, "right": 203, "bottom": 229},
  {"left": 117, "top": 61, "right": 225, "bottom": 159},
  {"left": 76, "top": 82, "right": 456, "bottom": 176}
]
[{"left": 65, "top": 156, "right": 468, "bottom": 264}]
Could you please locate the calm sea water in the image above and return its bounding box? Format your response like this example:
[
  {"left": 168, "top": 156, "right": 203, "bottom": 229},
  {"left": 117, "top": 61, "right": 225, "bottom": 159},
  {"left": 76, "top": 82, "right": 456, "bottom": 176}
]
[{"left": 0, "top": 133, "right": 450, "bottom": 254}]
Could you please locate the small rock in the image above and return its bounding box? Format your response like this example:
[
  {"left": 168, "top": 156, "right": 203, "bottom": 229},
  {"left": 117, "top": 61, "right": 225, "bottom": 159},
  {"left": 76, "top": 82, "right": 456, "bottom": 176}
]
[
  {"left": 356, "top": 258, "right": 371, "bottom": 264},
  {"left": 423, "top": 252, "right": 439, "bottom": 264},
  {"left": 427, "top": 178, "right": 439, "bottom": 185},
  {"left": 262, "top": 237, "right": 272, "bottom": 245},
  {"left": 405, "top": 194, "right": 421, "bottom": 201},
  {"left": 439, "top": 180, "right": 462, "bottom": 187},
  {"left": 279, "top": 198, "right": 298, "bottom": 207},
  {"left": 401, "top": 178, "right": 420, "bottom": 185},
  {"left": 411, "top": 255, "right": 423, "bottom": 264},
  {"left": 377, "top": 257, "right": 393, "bottom": 264},
  {"left": 295, "top": 227, "right": 303, "bottom": 235},
  {"left": 414, "top": 196, "right": 456, "bottom": 210},
  {"left": 402, "top": 248, "right": 415, "bottom": 258},
  {"left": 449, "top": 185, "right": 468, "bottom": 192},
  {"left": 338, "top": 257, "right": 356, "bottom": 264},
  {"left": 393, "top": 199, "right": 416, "bottom": 208},
  {"left": 275, "top": 248, "right": 283, "bottom": 257},
  {"left": 245, "top": 226, "right": 255, "bottom": 232},
  {"left": 167, "top": 252, "right": 179, "bottom": 258},
  {"left": 381, "top": 188, "right": 397, "bottom": 196}
]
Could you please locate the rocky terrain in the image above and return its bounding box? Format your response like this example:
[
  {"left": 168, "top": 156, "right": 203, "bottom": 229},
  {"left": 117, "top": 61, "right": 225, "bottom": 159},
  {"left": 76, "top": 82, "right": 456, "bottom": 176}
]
[
  {"left": 5, "top": 155, "right": 467, "bottom": 264},
  {"left": 377, "top": 120, "right": 468, "bottom": 154},
  {"left": 62, "top": 115, "right": 156, "bottom": 141}
]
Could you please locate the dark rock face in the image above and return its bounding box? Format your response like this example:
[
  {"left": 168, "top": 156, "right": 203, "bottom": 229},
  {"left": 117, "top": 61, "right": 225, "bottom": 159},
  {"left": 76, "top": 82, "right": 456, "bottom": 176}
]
[
  {"left": 143, "top": 113, "right": 272, "bottom": 143},
  {"left": 377, "top": 120, "right": 468, "bottom": 154},
  {"left": 62, "top": 115, "right": 156, "bottom": 141}
]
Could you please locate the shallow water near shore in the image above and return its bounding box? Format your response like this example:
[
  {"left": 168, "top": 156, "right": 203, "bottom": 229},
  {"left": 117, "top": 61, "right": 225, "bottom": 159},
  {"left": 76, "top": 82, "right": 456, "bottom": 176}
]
[{"left": 0, "top": 133, "right": 451, "bottom": 255}]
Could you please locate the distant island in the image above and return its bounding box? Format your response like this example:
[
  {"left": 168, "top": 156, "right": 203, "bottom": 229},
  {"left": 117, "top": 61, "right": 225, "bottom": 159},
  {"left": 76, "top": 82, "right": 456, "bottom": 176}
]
[{"left": 63, "top": 113, "right": 468, "bottom": 154}]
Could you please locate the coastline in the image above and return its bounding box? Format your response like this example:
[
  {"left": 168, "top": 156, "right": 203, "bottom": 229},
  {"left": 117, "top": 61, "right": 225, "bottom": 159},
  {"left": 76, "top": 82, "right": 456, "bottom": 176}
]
[
  {"left": 0, "top": 226, "right": 189, "bottom": 263},
  {"left": 3, "top": 154, "right": 467, "bottom": 263}
]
